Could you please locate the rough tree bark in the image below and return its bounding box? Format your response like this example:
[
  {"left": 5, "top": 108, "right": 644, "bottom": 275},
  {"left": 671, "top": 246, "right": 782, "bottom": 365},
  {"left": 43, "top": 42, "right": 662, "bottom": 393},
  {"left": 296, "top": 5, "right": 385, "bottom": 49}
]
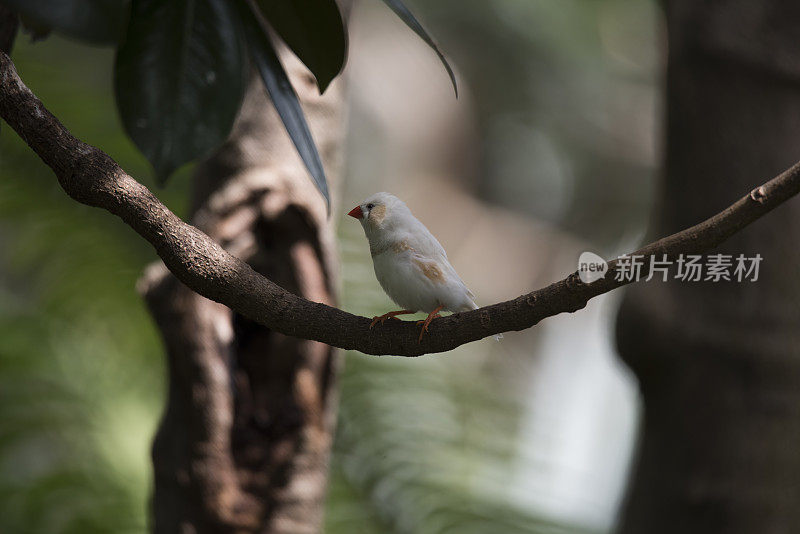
[
  {"left": 617, "top": 1, "right": 800, "bottom": 532},
  {"left": 139, "top": 52, "right": 346, "bottom": 532}
]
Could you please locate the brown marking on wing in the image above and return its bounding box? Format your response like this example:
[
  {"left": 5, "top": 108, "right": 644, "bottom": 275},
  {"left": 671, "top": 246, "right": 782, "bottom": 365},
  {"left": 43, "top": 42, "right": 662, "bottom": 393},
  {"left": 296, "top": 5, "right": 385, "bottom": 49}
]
[
  {"left": 392, "top": 240, "right": 414, "bottom": 253},
  {"left": 368, "top": 204, "right": 386, "bottom": 224},
  {"left": 414, "top": 259, "right": 445, "bottom": 283}
]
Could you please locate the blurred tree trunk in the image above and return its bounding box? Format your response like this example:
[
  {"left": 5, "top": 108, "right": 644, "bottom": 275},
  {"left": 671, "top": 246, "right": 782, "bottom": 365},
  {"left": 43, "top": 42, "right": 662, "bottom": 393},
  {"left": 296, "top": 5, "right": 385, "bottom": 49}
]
[
  {"left": 140, "top": 46, "right": 346, "bottom": 532},
  {"left": 617, "top": 1, "right": 800, "bottom": 532}
]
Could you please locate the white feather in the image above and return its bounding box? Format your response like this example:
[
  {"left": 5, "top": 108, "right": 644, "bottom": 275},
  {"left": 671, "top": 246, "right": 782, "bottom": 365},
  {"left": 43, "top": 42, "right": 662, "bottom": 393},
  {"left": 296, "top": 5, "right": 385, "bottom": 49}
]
[{"left": 353, "top": 192, "right": 479, "bottom": 314}]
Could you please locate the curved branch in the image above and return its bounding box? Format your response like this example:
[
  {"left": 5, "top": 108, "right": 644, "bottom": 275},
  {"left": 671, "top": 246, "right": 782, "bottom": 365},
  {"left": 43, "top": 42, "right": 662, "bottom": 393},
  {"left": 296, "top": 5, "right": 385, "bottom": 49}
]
[{"left": 2, "top": 50, "right": 800, "bottom": 356}]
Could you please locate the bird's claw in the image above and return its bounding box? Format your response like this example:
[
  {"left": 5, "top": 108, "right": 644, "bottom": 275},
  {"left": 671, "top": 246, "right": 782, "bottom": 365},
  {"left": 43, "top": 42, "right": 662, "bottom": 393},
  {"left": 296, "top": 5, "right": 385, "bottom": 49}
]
[
  {"left": 417, "top": 322, "right": 431, "bottom": 342},
  {"left": 414, "top": 316, "right": 440, "bottom": 327},
  {"left": 370, "top": 314, "right": 400, "bottom": 329},
  {"left": 416, "top": 309, "right": 443, "bottom": 342},
  {"left": 370, "top": 310, "right": 416, "bottom": 330}
]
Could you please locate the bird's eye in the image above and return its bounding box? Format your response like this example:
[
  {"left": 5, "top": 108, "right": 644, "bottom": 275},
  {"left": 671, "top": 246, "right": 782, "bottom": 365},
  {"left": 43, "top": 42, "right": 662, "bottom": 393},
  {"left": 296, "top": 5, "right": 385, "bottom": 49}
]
[{"left": 367, "top": 203, "right": 375, "bottom": 210}]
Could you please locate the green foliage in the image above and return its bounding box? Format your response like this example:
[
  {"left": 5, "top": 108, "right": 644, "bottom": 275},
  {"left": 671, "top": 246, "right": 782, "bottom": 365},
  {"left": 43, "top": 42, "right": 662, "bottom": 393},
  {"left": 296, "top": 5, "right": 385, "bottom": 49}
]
[
  {"left": 114, "top": 0, "right": 246, "bottom": 184},
  {"left": 0, "top": 136, "right": 159, "bottom": 533},
  {"left": 332, "top": 354, "right": 588, "bottom": 534},
  {"left": 238, "top": 1, "right": 331, "bottom": 212},
  {"left": 3, "top": 0, "right": 455, "bottom": 208},
  {"left": 257, "top": 0, "right": 347, "bottom": 94},
  {"left": 1, "top": 0, "right": 129, "bottom": 44},
  {"left": 0, "top": 37, "right": 179, "bottom": 533}
]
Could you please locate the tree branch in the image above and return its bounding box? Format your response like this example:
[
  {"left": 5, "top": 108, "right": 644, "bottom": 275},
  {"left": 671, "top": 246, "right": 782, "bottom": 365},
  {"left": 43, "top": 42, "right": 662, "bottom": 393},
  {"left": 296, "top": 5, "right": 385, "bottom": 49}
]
[{"left": 2, "top": 50, "right": 799, "bottom": 356}]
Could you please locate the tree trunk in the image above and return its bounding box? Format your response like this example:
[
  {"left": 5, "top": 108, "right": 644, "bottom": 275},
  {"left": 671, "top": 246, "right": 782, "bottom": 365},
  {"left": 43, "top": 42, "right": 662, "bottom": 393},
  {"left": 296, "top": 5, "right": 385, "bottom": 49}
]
[
  {"left": 617, "top": 1, "right": 800, "bottom": 532},
  {"left": 140, "top": 46, "right": 346, "bottom": 532}
]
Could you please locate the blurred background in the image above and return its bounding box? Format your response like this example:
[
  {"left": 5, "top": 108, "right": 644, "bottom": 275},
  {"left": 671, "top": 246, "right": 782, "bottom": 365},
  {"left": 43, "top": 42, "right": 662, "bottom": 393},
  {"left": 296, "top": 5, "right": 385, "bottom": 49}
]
[{"left": 0, "top": 0, "right": 661, "bottom": 532}]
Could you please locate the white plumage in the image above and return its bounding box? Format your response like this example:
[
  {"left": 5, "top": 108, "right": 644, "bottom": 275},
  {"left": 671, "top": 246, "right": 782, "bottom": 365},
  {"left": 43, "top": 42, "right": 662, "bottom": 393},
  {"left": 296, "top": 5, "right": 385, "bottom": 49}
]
[{"left": 348, "top": 192, "right": 478, "bottom": 341}]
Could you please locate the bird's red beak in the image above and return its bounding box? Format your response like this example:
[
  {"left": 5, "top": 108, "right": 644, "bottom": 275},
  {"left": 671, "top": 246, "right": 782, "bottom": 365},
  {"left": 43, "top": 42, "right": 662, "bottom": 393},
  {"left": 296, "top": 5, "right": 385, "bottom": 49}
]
[{"left": 348, "top": 205, "right": 363, "bottom": 219}]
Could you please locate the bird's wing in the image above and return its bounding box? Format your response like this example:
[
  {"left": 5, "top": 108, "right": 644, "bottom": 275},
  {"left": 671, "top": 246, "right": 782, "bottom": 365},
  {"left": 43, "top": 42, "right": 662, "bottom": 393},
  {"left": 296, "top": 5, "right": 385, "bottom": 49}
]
[
  {"left": 406, "top": 235, "right": 475, "bottom": 300},
  {"left": 405, "top": 219, "right": 449, "bottom": 261},
  {"left": 400, "top": 216, "right": 478, "bottom": 308}
]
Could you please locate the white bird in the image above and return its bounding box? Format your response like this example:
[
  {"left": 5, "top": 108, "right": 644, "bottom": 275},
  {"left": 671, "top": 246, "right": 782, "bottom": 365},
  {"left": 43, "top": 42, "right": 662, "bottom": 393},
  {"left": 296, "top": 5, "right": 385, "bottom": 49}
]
[{"left": 348, "top": 192, "right": 479, "bottom": 342}]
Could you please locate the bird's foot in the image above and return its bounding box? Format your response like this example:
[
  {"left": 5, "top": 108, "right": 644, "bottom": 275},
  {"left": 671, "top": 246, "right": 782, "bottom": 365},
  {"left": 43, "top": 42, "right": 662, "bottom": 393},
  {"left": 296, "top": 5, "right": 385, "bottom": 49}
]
[
  {"left": 370, "top": 310, "right": 415, "bottom": 329},
  {"left": 414, "top": 314, "right": 441, "bottom": 326},
  {"left": 416, "top": 306, "right": 444, "bottom": 342}
]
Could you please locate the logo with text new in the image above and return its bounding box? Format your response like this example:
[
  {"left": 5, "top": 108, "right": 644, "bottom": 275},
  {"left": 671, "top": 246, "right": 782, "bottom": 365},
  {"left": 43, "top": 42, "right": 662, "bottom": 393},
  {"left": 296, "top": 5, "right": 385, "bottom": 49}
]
[{"left": 578, "top": 252, "right": 608, "bottom": 283}]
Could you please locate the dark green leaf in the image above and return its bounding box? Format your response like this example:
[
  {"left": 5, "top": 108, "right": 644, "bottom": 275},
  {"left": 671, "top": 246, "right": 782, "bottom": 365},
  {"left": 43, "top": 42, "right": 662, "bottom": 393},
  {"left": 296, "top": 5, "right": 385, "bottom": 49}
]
[
  {"left": 256, "top": 0, "right": 346, "bottom": 94},
  {"left": 239, "top": 2, "right": 330, "bottom": 210},
  {"left": 379, "top": 0, "right": 458, "bottom": 97},
  {"left": 18, "top": 14, "right": 52, "bottom": 42},
  {"left": 114, "top": 0, "right": 246, "bottom": 183},
  {"left": 0, "top": 0, "right": 130, "bottom": 44}
]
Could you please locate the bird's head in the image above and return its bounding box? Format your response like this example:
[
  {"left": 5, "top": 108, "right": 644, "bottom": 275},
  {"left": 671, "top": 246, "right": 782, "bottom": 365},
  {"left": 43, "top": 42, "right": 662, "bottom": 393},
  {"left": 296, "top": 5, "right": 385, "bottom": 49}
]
[{"left": 347, "top": 192, "right": 409, "bottom": 239}]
